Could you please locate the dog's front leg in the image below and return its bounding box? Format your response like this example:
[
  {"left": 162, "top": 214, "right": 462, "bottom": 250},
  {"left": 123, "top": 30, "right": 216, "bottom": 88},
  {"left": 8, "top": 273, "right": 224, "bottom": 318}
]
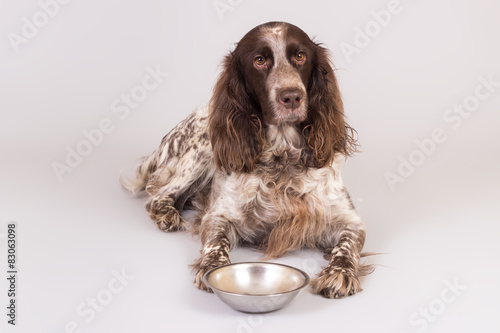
[
  {"left": 312, "top": 223, "right": 368, "bottom": 299},
  {"left": 192, "top": 217, "right": 232, "bottom": 292}
]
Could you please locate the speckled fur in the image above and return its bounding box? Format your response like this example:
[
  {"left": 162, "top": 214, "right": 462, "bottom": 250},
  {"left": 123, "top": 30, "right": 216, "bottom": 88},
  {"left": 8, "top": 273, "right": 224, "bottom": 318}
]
[{"left": 122, "top": 22, "right": 373, "bottom": 298}]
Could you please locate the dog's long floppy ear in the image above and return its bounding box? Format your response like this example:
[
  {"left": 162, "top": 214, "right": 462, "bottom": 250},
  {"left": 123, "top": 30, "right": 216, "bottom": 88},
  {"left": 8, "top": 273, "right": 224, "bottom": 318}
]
[
  {"left": 303, "top": 44, "right": 357, "bottom": 167},
  {"left": 209, "top": 53, "right": 264, "bottom": 173}
]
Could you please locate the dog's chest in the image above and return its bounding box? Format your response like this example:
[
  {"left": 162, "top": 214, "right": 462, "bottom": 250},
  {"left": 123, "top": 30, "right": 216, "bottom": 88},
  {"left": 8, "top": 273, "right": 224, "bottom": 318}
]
[{"left": 233, "top": 165, "right": 341, "bottom": 225}]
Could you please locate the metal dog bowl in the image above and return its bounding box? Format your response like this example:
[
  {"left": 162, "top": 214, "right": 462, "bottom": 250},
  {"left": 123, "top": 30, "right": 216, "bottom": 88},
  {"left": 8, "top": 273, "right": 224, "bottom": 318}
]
[{"left": 203, "top": 262, "right": 310, "bottom": 313}]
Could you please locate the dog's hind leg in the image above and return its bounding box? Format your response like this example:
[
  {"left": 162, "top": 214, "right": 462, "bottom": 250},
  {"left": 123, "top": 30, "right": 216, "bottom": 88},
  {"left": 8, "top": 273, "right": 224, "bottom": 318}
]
[
  {"left": 145, "top": 193, "right": 185, "bottom": 232},
  {"left": 122, "top": 107, "right": 214, "bottom": 232},
  {"left": 145, "top": 161, "right": 214, "bottom": 232}
]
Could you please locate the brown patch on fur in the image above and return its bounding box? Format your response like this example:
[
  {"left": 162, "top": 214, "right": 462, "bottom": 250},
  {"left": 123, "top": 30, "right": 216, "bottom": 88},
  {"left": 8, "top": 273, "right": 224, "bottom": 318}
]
[
  {"left": 263, "top": 195, "right": 322, "bottom": 258},
  {"left": 254, "top": 169, "right": 326, "bottom": 258},
  {"left": 209, "top": 54, "right": 266, "bottom": 173},
  {"left": 302, "top": 45, "right": 358, "bottom": 167}
]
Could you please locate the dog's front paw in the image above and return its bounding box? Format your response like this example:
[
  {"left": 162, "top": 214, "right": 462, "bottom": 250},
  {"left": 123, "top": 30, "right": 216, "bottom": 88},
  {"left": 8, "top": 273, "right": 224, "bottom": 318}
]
[
  {"left": 150, "top": 205, "right": 186, "bottom": 232},
  {"left": 193, "top": 266, "right": 215, "bottom": 293},
  {"left": 311, "top": 267, "right": 361, "bottom": 299},
  {"left": 192, "top": 259, "right": 231, "bottom": 293}
]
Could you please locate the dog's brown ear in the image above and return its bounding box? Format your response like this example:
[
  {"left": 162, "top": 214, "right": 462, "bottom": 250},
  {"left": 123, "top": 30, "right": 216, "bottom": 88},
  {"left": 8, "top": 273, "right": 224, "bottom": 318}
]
[
  {"left": 303, "top": 44, "right": 357, "bottom": 167},
  {"left": 209, "top": 53, "right": 264, "bottom": 173}
]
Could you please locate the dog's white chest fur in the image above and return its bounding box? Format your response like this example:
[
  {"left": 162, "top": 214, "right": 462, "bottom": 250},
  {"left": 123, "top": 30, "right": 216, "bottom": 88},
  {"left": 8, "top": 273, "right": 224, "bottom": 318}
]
[{"left": 208, "top": 126, "right": 352, "bottom": 251}]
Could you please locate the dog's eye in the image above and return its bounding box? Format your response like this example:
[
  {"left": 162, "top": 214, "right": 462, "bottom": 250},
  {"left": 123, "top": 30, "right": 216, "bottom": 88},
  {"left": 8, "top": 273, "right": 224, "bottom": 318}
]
[
  {"left": 254, "top": 56, "right": 266, "bottom": 67},
  {"left": 295, "top": 51, "right": 306, "bottom": 63}
]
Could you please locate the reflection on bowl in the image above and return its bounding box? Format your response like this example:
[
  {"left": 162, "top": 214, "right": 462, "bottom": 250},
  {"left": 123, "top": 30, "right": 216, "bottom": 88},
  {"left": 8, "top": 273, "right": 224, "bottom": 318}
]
[{"left": 203, "top": 262, "right": 310, "bottom": 313}]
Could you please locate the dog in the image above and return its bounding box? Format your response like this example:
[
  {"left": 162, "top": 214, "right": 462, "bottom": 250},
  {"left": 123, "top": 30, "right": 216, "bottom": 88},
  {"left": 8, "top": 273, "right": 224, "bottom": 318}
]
[{"left": 122, "top": 21, "right": 372, "bottom": 299}]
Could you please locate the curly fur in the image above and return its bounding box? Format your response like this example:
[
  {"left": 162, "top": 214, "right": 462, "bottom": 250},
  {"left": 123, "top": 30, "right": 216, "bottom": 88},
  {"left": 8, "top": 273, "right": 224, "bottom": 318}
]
[{"left": 122, "top": 21, "right": 373, "bottom": 299}]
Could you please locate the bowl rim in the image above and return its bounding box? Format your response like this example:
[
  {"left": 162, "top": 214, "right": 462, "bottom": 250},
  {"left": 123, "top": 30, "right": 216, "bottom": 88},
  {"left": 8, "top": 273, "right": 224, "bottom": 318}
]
[{"left": 202, "top": 261, "right": 310, "bottom": 297}]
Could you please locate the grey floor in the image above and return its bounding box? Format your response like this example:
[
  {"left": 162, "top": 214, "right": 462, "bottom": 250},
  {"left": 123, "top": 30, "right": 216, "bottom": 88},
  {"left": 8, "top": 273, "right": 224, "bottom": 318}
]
[{"left": 2, "top": 1, "right": 499, "bottom": 332}]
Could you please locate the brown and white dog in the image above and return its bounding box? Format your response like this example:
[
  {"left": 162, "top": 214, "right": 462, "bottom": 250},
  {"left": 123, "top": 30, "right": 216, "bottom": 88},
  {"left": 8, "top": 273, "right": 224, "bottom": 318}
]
[{"left": 122, "top": 21, "right": 373, "bottom": 298}]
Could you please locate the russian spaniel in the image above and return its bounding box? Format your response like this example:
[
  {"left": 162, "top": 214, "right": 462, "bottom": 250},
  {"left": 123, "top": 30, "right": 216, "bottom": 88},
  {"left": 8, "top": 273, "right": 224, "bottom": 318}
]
[{"left": 122, "top": 22, "right": 372, "bottom": 298}]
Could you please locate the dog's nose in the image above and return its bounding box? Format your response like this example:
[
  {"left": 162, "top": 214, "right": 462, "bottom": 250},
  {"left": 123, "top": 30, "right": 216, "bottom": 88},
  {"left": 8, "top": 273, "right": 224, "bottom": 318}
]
[{"left": 279, "top": 89, "right": 303, "bottom": 109}]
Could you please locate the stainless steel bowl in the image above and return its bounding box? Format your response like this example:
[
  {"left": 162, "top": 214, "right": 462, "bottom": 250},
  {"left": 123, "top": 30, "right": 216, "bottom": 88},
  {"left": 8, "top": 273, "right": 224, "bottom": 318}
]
[{"left": 203, "top": 262, "right": 310, "bottom": 313}]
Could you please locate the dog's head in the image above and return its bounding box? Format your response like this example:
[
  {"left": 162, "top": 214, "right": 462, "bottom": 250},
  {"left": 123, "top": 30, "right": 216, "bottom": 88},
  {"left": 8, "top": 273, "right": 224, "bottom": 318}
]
[{"left": 209, "top": 21, "right": 356, "bottom": 172}]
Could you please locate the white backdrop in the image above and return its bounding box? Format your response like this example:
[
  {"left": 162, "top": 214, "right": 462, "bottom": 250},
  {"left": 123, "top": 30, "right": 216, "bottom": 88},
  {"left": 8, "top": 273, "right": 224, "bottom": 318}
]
[{"left": 1, "top": 0, "right": 499, "bottom": 332}]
